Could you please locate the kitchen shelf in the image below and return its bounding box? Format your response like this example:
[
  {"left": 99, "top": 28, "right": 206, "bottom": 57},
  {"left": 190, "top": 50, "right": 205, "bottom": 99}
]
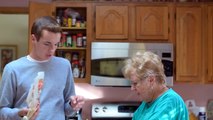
[
  {"left": 61, "top": 27, "right": 86, "bottom": 30},
  {"left": 57, "top": 47, "right": 86, "bottom": 50}
]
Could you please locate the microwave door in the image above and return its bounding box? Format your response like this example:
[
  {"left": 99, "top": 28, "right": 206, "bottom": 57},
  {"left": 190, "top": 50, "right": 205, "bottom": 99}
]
[
  {"left": 91, "top": 58, "right": 125, "bottom": 77},
  {"left": 91, "top": 58, "right": 131, "bottom": 87}
]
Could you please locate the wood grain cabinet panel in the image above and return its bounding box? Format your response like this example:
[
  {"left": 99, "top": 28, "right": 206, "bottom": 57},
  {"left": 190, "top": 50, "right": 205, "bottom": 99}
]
[
  {"left": 136, "top": 6, "right": 169, "bottom": 40},
  {"left": 95, "top": 5, "right": 128, "bottom": 39},
  {"left": 207, "top": 5, "right": 213, "bottom": 82},
  {"left": 176, "top": 6, "right": 203, "bottom": 82}
]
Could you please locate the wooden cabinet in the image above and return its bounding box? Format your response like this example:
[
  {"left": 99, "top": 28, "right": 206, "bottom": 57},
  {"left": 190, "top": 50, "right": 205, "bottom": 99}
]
[
  {"left": 206, "top": 5, "right": 213, "bottom": 82},
  {"left": 95, "top": 4, "right": 171, "bottom": 41},
  {"left": 135, "top": 5, "right": 169, "bottom": 40},
  {"left": 29, "top": 2, "right": 54, "bottom": 52},
  {"left": 29, "top": 1, "right": 92, "bottom": 83},
  {"left": 29, "top": 2, "right": 213, "bottom": 84},
  {"left": 175, "top": 5, "right": 203, "bottom": 82},
  {"left": 95, "top": 5, "right": 128, "bottom": 39}
]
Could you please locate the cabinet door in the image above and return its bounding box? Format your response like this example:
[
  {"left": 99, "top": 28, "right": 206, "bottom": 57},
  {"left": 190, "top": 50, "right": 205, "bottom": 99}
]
[
  {"left": 29, "top": 2, "right": 53, "bottom": 52},
  {"left": 95, "top": 5, "right": 128, "bottom": 39},
  {"left": 176, "top": 6, "right": 203, "bottom": 82},
  {"left": 207, "top": 6, "right": 213, "bottom": 82},
  {"left": 136, "top": 6, "right": 169, "bottom": 40}
]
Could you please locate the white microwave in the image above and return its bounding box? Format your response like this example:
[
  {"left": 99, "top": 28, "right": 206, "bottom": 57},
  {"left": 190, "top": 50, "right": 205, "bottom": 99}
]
[{"left": 91, "top": 42, "right": 173, "bottom": 87}]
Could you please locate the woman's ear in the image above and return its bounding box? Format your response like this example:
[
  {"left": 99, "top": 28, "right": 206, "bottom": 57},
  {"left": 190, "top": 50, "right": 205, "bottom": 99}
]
[{"left": 148, "top": 76, "right": 155, "bottom": 85}]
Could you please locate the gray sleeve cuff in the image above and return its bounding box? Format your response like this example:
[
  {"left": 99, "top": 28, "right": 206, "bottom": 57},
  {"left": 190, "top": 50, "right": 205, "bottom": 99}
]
[{"left": 65, "top": 101, "right": 76, "bottom": 117}]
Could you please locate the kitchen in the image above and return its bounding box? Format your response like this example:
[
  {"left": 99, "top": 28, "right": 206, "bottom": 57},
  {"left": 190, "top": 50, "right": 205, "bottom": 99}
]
[{"left": 0, "top": 0, "right": 213, "bottom": 119}]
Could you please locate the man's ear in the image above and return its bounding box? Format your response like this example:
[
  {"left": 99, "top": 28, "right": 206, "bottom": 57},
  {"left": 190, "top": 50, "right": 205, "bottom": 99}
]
[{"left": 31, "top": 34, "right": 37, "bottom": 42}]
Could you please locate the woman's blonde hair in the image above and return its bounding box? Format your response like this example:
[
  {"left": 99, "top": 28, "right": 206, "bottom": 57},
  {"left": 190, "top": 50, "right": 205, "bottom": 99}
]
[{"left": 122, "top": 51, "right": 166, "bottom": 84}]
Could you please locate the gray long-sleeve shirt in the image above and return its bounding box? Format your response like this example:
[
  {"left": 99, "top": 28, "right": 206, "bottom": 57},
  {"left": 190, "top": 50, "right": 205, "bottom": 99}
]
[{"left": 0, "top": 56, "right": 76, "bottom": 120}]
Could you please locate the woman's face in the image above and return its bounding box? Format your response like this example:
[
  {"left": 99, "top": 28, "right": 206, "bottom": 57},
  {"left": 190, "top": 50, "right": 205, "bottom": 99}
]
[
  {"left": 130, "top": 72, "right": 153, "bottom": 102},
  {"left": 31, "top": 30, "right": 61, "bottom": 61}
]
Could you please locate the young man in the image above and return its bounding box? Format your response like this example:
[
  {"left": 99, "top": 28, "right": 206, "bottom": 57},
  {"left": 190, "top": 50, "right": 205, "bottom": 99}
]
[{"left": 0, "top": 16, "right": 84, "bottom": 120}]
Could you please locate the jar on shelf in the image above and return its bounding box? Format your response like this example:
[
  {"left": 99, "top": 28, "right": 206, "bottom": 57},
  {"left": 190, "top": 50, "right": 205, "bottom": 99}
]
[
  {"left": 80, "top": 17, "right": 86, "bottom": 28},
  {"left": 71, "top": 52, "right": 79, "bottom": 68},
  {"left": 72, "top": 17, "right": 76, "bottom": 27},
  {"left": 61, "top": 32, "right": 68, "bottom": 47},
  {"left": 82, "top": 36, "right": 86, "bottom": 47},
  {"left": 66, "top": 35, "right": 72, "bottom": 47},
  {"left": 80, "top": 66, "right": 85, "bottom": 78},
  {"left": 56, "top": 16, "right": 61, "bottom": 25},
  {"left": 77, "top": 33, "right": 83, "bottom": 47},
  {"left": 64, "top": 52, "right": 72, "bottom": 62},
  {"left": 68, "top": 17, "right": 72, "bottom": 28},
  {"left": 73, "top": 64, "right": 80, "bottom": 78},
  {"left": 76, "top": 20, "right": 81, "bottom": 28},
  {"left": 79, "top": 56, "right": 85, "bottom": 68},
  {"left": 79, "top": 56, "right": 85, "bottom": 78},
  {"left": 80, "top": 21, "right": 86, "bottom": 28},
  {"left": 62, "top": 17, "right": 68, "bottom": 27},
  {"left": 72, "top": 35, "right": 77, "bottom": 48}
]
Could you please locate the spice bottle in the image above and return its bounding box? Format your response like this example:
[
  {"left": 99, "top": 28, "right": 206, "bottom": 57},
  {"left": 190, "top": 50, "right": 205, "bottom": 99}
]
[
  {"left": 80, "top": 66, "right": 85, "bottom": 78},
  {"left": 56, "top": 16, "right": 61, "bottom": 25},
  {"left": 72, "top": 35, "right": 77, "bottom": 48},
  {"left": 72, "top": 17, "right": 76, "bottom": 27},
  {"left": 198, "top": 107, "right": 206, "bottom": 120},
  {"left": 82, "top": 36, "right": 86, "bottom": 47},
  {"left": 61, "top": 32, "right": 68, "bottom": 47},
  {"left": 73, "top": 64, "right": 80, "bottom": 78},
  {"left": 66, "top": 35, "right": 72, "bottom": 47},
  {"left": 68, "top": 17, "right": 72, "bottom": 28},
  {"left": 77, "top": 33, "right": 83, "bottom": 47}
]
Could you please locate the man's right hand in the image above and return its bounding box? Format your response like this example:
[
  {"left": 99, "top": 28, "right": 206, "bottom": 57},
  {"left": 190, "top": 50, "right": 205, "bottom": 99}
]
[
  {"left": 18, "top": 104, "right": 40, "bottom": 120},
  {"left": 18, "top": 108, "right": 28, "bottom": 118}
]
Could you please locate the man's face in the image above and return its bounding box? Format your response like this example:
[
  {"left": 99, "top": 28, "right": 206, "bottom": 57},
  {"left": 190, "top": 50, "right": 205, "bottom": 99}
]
[{"left": 31, "top": 30, "right": 61, "bottom": 61}]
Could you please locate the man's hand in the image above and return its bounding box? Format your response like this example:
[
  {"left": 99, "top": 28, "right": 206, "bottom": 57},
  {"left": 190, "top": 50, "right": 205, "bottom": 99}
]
[
  {"left": 70, "top": 95, "right": 85, "bottom": 111},
  {"left": 18, "top": 103, "right": 40, "bottom": 120},
  {"left": 18, "top": 108, "right": 28, "bottom": 117}
]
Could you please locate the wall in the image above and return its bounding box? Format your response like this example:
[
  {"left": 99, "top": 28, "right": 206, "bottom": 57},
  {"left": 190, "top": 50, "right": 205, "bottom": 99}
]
[
  {"left": 0, "top": 14, "right": 28, "bottom": 58},
  {"left": 0, "top": 0, "right": 51, "bottom": 7}
]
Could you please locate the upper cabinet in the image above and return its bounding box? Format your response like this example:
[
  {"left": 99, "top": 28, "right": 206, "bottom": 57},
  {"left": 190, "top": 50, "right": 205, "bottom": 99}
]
[
  {"left": 95, "top": 5, "right": 128, "bottom": 39},
  {"left": 94, "top": 3, "right": 171, "bottom": 41},
  {"left": 206, "top": 5, "right": 213, "bottom": 83},
  {"left": 135, "top": 5, "right": 169, "bottom": 40},
  {"left": 175, "top": 5, "right": 203, "bottom": 83}
]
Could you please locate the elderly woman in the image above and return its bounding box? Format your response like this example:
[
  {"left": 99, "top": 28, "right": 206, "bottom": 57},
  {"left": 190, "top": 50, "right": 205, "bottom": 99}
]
[{"left": 122, "top": 51, "right": 189, "bottom": 120}]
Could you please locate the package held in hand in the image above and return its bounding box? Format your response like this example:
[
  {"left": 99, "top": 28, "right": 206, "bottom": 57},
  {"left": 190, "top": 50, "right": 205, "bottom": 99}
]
[{"left": 24, "top": 71, "right": 44, "bottom": 120}]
